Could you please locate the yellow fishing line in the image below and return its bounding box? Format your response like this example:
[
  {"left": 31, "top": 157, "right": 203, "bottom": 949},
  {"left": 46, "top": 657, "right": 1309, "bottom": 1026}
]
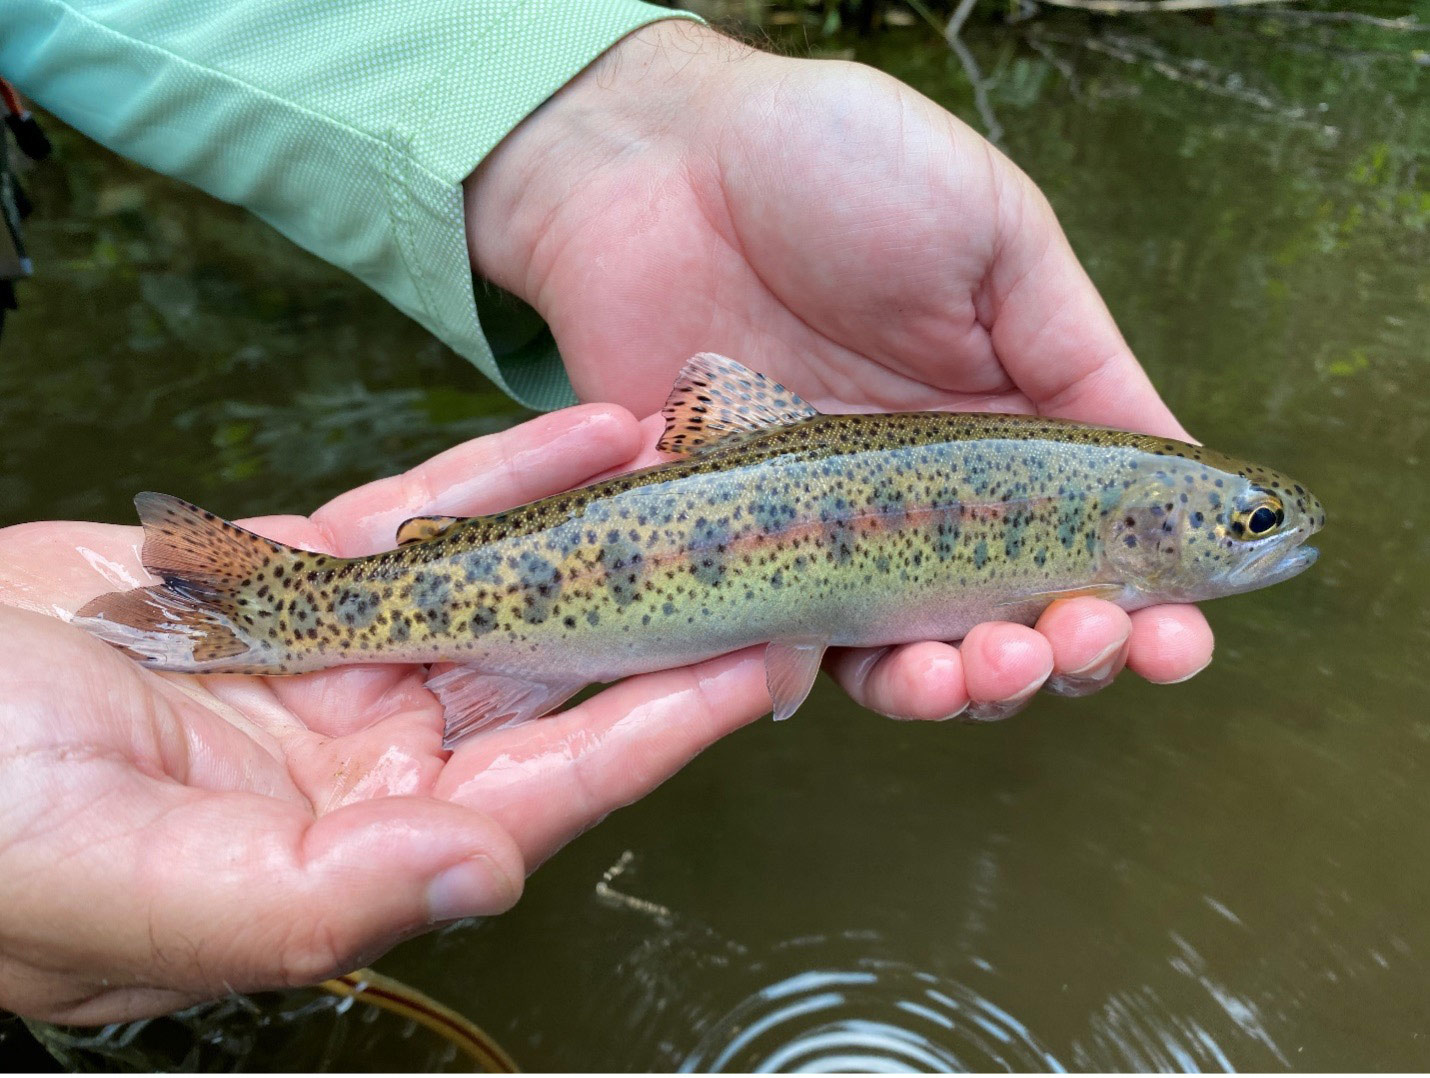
[{"left": 319, "top": 968, "right": 517, "bottom": 1073}]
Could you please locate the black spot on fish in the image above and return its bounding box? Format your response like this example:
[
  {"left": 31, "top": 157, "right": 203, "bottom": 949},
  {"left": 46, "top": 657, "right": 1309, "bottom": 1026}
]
[
  {"left": 334, "top": 588, "right": 379, "bottom": 629},
  {"left": 514, "top": 552, "right": 560, "bottom": 624},
  {"left": 411, "top": 572, "right": 451, "bottom": 612},
  {"left": 690, "top": 518, "right": 729, "bottom": 586},
  {"left": 469, "top": 604, "right": 498, "bottom": 636},
  {"left": 462, "top": 551, "right": 502, "bottom": 584},
  {"left": 601, "top": 535, "right": 645, "bottom": 605},
  {"left": 753, "top": 500, "right": 798, "bottom": 535}
]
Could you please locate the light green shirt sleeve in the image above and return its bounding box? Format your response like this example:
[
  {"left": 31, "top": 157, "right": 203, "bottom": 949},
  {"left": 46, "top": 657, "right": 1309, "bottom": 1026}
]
[{"left": 1, "top": 0, "right": 701, "bottom": 409}]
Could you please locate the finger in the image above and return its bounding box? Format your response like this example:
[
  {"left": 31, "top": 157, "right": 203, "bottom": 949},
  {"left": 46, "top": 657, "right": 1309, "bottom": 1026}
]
[
  {"left": 960, "top": 622, "right": 1054, "bottom": 722},
  {"left": 826, "top": 641, "right": 969, "bottom": 720},
  {"left": 987, "top": 172, "right": 1192, "bottom": 442},
  {"left": 2, "top": 784, "right": 525, "bottom": 1024},
  {"left": 242, "top": 404, "right": 643, "bottom": 556},
  {"left": 0, "top": 520, "right": 148, "bottom": 613},
  {"left": 435, "top": 648, "right": 771, "bottom": 866},
  {"left": 1126, "top": 604, "right": 1214, "bottom": 684},
  {"left": 1036, "top": 598, "right": 1133, "bottom": 698}
]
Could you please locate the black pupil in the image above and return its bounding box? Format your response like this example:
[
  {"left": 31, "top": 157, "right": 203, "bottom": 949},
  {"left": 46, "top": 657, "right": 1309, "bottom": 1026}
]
[{"left": 1248, "top": 506, "right": 1280, "bottom": 534}]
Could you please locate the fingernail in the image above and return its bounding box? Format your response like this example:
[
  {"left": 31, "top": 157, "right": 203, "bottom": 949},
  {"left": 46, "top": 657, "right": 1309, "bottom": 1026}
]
[
  {"left": 964, "top": 672, "right": 1046, "bottom": 723},
  {"left": 1152, "top": 654, "right": 1214, "bottom": 685},
  {"left": 1065, "top": 637, "right": 1129, "bottom": 681},
  {"left": 1045, "top": 672, "right": 1106, "bottom": 698},
  {"left": 887, "top": 700, "right": 968, "bottom": 723},
  {"left": 937, "top": 700, "right": 970, "bottom": 722},
  {"left": 427, "top": 857, "right": 513, "bottom": 924},
  {"left": 1047, "top": 639, "right": 1130, "bottom": 698}
]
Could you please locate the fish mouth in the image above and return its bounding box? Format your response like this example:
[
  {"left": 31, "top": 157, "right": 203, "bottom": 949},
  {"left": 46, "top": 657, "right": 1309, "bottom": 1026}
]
[
  {"left": 1261, "top": 543, "right": 1319, "bottom": 585},
  {"left": 1224, "top": 530, "right": 1320, "bottom": 593}
]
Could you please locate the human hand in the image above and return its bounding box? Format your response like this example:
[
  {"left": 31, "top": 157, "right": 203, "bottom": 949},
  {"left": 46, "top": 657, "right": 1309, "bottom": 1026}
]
[
  {"left": 464, "top": 19, "right": 1213, "bottom": 720},
  {"left": 0, "top": 405, "right": 797, "bottom": 1024}
]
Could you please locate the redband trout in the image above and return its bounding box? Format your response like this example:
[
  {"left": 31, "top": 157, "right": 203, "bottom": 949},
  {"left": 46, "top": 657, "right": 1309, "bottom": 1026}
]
[{"left": 76, "top": 354, "right": 1324, "bottom": 745}]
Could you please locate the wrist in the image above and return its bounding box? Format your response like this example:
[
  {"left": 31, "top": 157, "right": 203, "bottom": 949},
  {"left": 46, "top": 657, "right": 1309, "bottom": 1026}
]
[{"left": 463, "top": 19, "right": 744, "bottom": 306}]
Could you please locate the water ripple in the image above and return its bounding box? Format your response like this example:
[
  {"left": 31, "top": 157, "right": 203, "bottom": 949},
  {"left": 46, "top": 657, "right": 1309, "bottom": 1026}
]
[{"left": 678, "top": 959, "right": 1063, "bottom": 1073}]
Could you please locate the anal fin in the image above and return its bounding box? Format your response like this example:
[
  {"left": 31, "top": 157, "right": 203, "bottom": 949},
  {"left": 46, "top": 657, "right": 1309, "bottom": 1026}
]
[
  {"left": 427, "top": 666, "right": 585, "bottom": 749},
  {"left": 764, "top": 637, "right": 828, "bottom": 721}
]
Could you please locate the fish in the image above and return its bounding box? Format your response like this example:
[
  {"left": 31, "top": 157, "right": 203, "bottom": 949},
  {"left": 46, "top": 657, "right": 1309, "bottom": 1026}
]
[{"left": 75, "top": 353, "right": 1325, "bottom": 746}]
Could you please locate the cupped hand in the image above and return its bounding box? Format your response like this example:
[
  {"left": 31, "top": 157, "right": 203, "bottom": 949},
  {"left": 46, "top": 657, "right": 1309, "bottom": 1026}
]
[{"left": 465, "top": 19, "right": 1213, "bottom": 720}]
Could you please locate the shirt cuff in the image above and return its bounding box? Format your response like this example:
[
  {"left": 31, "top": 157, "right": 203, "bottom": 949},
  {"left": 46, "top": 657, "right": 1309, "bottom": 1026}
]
[{"left": 392, "top": 0, "right": 704, "bottom": 409}]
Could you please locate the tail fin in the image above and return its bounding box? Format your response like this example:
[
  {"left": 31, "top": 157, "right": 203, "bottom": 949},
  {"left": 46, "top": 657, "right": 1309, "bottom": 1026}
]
[{"left": 75, "top": 493, "right": 300, "bottom": 673}]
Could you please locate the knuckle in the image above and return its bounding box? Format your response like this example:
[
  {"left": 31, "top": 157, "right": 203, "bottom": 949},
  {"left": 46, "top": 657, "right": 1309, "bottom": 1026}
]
[{"left": 273, "top": 919, "right": 349, "bottom": 988}]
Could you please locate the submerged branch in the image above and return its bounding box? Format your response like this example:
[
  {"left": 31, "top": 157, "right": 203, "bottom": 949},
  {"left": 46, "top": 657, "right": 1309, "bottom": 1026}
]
[
  {"left": 1033, "top": 0, "right": 1293, "bottom": 13},
  {"left": 1028, "top": 0, "right": 1426, "bottom": 27},
  {"left": 905, "top": 0, "right": 1007, "bottom": 145},
  {"left": 1222, "top": 7, "right": 1430, "bottom": 29}
]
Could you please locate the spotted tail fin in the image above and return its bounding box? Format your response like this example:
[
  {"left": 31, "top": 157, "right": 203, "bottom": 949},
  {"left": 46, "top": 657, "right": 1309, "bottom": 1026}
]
[{"left": 75, "top": 493, "right": 302, "bottom": 673}]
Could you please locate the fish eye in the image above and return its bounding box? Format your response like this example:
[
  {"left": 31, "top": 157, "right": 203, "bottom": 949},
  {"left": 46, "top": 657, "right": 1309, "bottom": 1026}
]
[
  {"left": 1233, "top": 496, "right": 1285, "bottom": 538},
  {"left": 1248, "top": 506, "right": 1281, "bottom": 534}
]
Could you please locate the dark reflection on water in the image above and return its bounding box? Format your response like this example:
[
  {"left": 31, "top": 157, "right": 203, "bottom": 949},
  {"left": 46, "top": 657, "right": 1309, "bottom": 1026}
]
[{"left": 5, "top": 0, "right": 1428, "bottom": 1071}]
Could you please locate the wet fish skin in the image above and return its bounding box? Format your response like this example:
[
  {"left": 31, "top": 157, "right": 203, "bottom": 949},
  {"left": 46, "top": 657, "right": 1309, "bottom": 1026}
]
[{"left": 76, "top": 354, "right": 1324, "bottom": 744}]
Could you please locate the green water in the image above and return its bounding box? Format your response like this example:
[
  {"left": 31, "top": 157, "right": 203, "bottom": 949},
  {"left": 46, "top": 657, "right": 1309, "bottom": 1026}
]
[{"left": 3, "top": 1, "right": 1427, "bottom": 1070}]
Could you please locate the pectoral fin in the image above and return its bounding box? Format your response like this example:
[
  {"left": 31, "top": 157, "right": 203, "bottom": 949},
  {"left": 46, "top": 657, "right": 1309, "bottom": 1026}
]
[
  {"left": 764, "top": 637, "right": 828, "bottom": 721},
  {"left": 995, "top": 583, "right": 1127, "bottom": 612},
  {"left": 427, "top": 666, "right": 586, "bottom": 748}
]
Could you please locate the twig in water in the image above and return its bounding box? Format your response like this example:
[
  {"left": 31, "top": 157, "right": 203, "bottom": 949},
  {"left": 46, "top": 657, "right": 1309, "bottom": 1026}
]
[
  {"left": 1024, "top": 32, "right": 1082, "bottom": 94},
  {"left": 1221, "top": 6, "right": 1429, "bottom": 29},
  {"left": 1034, "top": 0, "right": 1294, "bottom": 14},
  {"left": 906, "top": 0, "right": 1007, "bottom": 145},
  {"left": 946, "top": 0, "right": 983, "bottom": 36}
]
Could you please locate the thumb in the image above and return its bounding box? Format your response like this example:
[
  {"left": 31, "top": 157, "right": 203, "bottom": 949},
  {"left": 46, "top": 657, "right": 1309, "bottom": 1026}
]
[
  {"left": 6, "top": 787, "right": 523, "bottom": 1023},
  {"left": 151, "top": 793, "right": 527, "bottom": 987}
]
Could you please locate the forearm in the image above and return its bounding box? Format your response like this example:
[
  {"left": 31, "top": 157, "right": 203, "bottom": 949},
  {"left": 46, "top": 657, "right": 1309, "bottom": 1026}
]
[{"left": 0, "top": 0, "right": 700, "bottom": 407}]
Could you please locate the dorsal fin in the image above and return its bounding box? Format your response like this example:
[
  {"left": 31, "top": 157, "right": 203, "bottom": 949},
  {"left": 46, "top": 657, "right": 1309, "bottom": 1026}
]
[
  {"left": 395, "top": 515, "right": 464, "bottom": 546},
  {"left": 657, "top": 353, "right": 819, "bottom": 455}
]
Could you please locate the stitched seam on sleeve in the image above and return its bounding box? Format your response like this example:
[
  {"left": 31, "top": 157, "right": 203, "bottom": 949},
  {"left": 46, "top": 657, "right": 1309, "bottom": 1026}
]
[
  {"left": 402, "top": 0, "right": 531, "bottom": 138},
  {"left": 384, "top": 141, "right": 448, "bottom": 343}
]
